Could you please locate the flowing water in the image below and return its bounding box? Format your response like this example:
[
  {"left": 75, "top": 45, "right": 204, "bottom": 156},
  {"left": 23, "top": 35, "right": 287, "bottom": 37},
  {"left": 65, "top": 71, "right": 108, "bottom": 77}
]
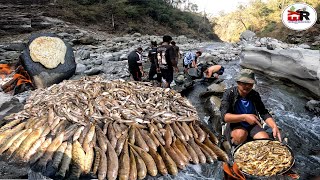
[{"left": 183, "top": 43, "right": 320, "bottom": 179}]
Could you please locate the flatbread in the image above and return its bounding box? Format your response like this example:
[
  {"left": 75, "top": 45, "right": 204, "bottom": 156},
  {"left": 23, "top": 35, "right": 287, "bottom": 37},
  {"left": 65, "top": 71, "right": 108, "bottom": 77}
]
[{"left": 29, "top": 36, "right": 66, "bottom": 69}]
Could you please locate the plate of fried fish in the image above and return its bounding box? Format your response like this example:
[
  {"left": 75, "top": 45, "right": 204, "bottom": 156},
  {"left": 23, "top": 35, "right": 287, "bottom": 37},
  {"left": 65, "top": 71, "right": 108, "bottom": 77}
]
[{"left": 233, "top": 139, "right": 294, "bottom": 177}]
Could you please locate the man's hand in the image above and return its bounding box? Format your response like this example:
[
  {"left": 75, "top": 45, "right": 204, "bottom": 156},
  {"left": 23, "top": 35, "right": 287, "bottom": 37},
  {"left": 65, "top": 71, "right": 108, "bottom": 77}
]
[
  {"left": 272, "top": 127, "right": 282, "bottom": 142},
  {"left": 156, "top": 68, "right": 160, "bottom": 73},
  {"left": 141, "top": 70, "right": 144, "bottom": 77},
  {"left": 243, "top": 114, "right": 262, "bottom": 126}
]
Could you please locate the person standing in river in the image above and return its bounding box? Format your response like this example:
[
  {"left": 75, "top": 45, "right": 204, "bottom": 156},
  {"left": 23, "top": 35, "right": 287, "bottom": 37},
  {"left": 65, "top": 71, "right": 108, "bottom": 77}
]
[
  {"left": 156, "top": 35, "right": 175, "bottom": 88},
  {"left": 220, "top": 69, "right": 281, "bottom": 146},
  {"left": 170, "top": 41, "right": 180, "bottom": 72},
  {"left": 128, "top": 47, "right": 144, "bottom": 81}
]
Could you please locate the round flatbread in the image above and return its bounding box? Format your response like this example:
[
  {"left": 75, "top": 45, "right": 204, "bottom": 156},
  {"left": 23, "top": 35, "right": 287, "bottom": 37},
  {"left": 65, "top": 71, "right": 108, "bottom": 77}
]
[{"left": 29, "top": 36, "right": 66, "bottom": 69}]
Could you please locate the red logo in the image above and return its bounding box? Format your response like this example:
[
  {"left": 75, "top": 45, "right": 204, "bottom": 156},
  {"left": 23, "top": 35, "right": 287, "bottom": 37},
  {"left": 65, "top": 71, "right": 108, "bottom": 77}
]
[{"left": 287, "top": 6, "right": 310, "bottom": 21}]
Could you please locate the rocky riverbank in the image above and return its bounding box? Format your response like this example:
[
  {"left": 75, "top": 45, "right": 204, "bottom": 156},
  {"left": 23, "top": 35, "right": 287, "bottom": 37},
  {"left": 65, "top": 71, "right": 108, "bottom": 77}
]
[{"left": 0, "top": 18, "right": 319, "bottom": 179}]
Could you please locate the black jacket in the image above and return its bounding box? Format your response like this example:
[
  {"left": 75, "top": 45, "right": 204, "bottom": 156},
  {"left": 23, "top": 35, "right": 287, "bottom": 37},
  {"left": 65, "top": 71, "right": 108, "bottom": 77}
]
[
  {"left": 128, "top": 50, "right": 142, "bottom": 71},
  {"left": 148, "top": 47, "right": 157, "bottom": 64},
  {"left": 220, "top": 86, "right": 272, "bottom": 123}
]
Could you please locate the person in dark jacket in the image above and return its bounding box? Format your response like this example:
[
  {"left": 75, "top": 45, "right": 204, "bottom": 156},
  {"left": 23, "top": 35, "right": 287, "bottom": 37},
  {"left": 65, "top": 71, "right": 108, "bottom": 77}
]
[
  {"left": 220, "top": 69, "right": 281, "bottom": 145},
  {"left": 148, "top": 41, "right": 161, "bottom": 82},
  {"left": 170, "top": 41, "right": 180, "bottom": 72},
  {"left": 156, "top": 35, "right": 175, "bottom": 88},
  {"left": 128, "top": 47, "right": 143, "bottom": 81}
]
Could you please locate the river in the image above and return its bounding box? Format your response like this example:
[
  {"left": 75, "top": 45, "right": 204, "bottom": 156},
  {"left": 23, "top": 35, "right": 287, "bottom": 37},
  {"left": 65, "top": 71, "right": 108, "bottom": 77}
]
[{"left": 182, "top": 42, "right": 320, "bottom": 180}]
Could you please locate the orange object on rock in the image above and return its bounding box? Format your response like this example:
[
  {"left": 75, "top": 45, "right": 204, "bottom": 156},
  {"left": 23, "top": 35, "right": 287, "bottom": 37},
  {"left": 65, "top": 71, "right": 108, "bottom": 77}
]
[{"left": 223, "top": 162, "right": 246, "bottom": 180}]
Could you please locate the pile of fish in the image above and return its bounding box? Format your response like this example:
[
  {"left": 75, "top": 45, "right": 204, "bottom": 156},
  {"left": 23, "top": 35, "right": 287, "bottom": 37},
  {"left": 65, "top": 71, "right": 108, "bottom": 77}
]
[
  {"left": 0, "top": 76, "right": 228, "bottom": 179},
  {"left": 234, "top": 140, "right": 293, "bottom": 176}
]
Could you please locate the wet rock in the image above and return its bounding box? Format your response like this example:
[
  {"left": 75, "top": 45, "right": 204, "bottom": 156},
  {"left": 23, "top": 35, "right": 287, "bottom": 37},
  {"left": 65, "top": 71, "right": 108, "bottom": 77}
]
[
  {"left": 206, "top": 96, "right": 221, "bottom": 116},
  {"left": 0, "top": 161, "right": 28, "bottom": 179},
  {"left": 305, "top": 100, "right": 320, "bottom": 115},
  {"left": 207, "top": 83, "right": 226, "bottom": 94},
  {"left": 241, "top": 46, "right": 320, "bottom": 97},
  {"left": 20, "top": 33, "right": 76, "bottom": 88}
]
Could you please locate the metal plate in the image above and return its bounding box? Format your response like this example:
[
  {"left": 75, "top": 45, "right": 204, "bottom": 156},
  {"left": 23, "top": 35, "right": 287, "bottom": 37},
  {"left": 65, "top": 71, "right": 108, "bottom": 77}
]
[{"left": 232, "top": 139, "right": 295, "bottom": 177}]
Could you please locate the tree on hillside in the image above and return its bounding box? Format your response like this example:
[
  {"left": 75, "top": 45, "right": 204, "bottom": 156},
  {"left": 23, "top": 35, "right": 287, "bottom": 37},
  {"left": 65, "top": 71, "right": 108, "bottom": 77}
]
[{"left": 213, "top": 0, "right": 320, "bottom": 42}]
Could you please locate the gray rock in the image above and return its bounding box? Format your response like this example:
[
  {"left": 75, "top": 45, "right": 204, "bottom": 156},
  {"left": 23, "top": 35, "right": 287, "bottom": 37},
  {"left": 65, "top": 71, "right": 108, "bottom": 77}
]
[
  {"left": 3, "top": 51, "right": 20, "bottom": 60},
  {"left": 120, "top": 54, "right": 128, "bottom": 61},
  {"left": 206, "top": 96, "right": 221, "bottom": 117},
  {"left": 305, "top": 100, "right": 320, "bottom": 115},
  {"left": 298, "top": 44, "right": 311, "bottom": 49},
  {"left": 84, "top": 67, "right": 102, "bottom": 75},
  {"left": 75, "top": 49, "right": 90, "bottom": 60},
  {"left": 93, "top": 59, "right": 102, "bottom": 65},
  {"left": 266, "top": 43, "right": 276, "bottom": 50},
  {"left": 113, "top": 37, "right": 128, "bottom": 43},
  {"left": 57, "top": 32, "right": 71, "bottom": 38},
  {"left": 0, "top": 92, "right": 24, "bottom": 120},
  {"left": 241, "top": 46, "right": 320, "bottom": 97},
  {"left": 41, "top": 16, "right": 64, "bottom": 25},
  {"left": 79, "top": 36, "right": 97, "bottom": 45},
  {"left": 2, "top": 43, "right": 26, "bottom": 51},
  {"left": 312, "top": 41, "right": 320, "bottom": 46},
  {"left": 260, "top": 37, "right": 267, "bottom": 45},
  {"left": 240, "top": 30, "right": 256, "bottom": 41},
  {"left": 128, "top": 40, "right": 139, "bottom": 46},
  {"left": 132, "top": 33, "right": 141, "bottom": 37},
  {"left": 75, "top": 63, "right": 87, "bottom": 74},
  {"left": 207, "top": 83, "right": 226, "bottom": 93},
  {"left": 102, "top": 53, "right": 114, "bottom": 62}
]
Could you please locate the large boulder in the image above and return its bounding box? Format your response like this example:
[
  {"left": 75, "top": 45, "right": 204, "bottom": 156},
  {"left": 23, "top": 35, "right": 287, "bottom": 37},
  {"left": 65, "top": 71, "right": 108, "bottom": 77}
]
[
  {"left": 241, "top": 47, "right": 320, "bottom": 97},
  {"left": 240, "top": 30, "right": 256, "bottom": 41},
  {"left": 305, "top": 100, "right": 320, "bottom": 115},
  {"left": 20, "top": 33, "right": 76, "bottom": 88}
]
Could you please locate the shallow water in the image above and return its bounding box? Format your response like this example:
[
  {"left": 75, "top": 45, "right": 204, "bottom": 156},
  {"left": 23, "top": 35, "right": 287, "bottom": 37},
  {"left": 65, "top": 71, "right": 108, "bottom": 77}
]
[{"left": 183, "top": 43, "right": 320, "bottom": 179}]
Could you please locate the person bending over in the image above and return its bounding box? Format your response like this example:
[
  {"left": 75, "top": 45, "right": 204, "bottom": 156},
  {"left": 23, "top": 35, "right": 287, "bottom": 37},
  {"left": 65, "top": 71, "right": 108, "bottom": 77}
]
[
  {"left": 183, "top": 51, "right": 202, "bottom": 73},
  {"left": 201, "top": 64, "right": 224, "bottom": 79}
]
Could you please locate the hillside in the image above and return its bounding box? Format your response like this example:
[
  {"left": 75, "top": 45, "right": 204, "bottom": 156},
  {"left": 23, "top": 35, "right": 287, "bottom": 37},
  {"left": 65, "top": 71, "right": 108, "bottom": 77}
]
[
  {"left": 0, "top": 0, "right": 220, "bottom": 41},
  {"left": 213, "top": 0, "right": 320, "bottom": 47}
]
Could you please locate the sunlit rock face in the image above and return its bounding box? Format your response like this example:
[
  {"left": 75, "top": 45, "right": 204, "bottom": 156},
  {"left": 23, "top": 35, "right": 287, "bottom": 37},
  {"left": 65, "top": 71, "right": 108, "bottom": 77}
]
[{"left": 241, "top": 46, "right": 320, "bottom": 97}]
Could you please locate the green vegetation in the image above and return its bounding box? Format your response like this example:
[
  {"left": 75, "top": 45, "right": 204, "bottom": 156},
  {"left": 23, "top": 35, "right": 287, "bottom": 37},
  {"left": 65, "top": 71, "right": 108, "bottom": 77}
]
[
  {"left": 213, "top": 0, "right": 320, "bottom": 42},
  {"left": 49, "top": 0, "right": 219, "bottom": 40}
]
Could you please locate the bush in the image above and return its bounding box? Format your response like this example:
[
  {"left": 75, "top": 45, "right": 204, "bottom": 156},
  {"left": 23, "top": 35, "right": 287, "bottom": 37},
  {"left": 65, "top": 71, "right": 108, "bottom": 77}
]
[
  {"left": 123, "top": 6, "right": 140, "bottom": 19},
  {"left": 159, "top": 14, "right": 170, "bottom": 25}
]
